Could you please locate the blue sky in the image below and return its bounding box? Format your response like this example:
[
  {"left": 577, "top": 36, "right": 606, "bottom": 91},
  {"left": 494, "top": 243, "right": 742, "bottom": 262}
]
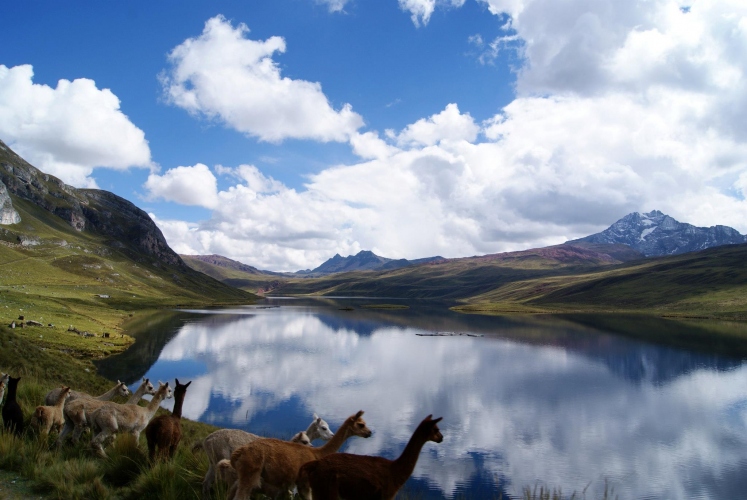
[{"left": 2, "top": 1, "right": 746, "bottom": 270}]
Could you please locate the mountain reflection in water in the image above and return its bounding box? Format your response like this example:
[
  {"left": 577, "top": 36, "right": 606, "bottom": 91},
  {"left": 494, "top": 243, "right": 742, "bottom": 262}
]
[{"left": 97, "top": 298, "right": 747, "bottom": 499}]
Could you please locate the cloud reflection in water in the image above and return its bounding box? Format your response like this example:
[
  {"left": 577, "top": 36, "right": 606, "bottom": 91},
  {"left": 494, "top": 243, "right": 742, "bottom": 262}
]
[{"left": 145, "top": 308, "right": 747, "bottom": 499}]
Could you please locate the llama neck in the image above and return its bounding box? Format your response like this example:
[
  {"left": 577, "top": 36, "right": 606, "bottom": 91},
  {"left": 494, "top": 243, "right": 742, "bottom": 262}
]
[
  {"left": 317, "top": 423, "right": 353, "bottom": 457},
  {"left": 146, "top": 390, "right": 167, "bottom": 415},
  {"left": 54, "top": 392, "right": 69, "bottom": 408},
  {"left": 126, "top": 384, "right": 146, "bottom": 405},
  {"left": 391, "top": 429, "right": 431, "bottom": 484},
  {"left": 6, "top": 380, "right": 18, "bottom": 402},
  {"left": 97, "top": 383, "right": 122, "bottom": 401},
  {"left": 171, "top": 391, "right": 186, "bottom": 419}
]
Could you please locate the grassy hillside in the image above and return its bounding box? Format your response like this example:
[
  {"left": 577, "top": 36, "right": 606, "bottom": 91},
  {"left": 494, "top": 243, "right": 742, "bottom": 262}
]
[
  {"left": 0, "top": 195, "right": 255, "bottom": 357},
  {"left": 458, "top": 243, "right": 747, "bottom": 320}
]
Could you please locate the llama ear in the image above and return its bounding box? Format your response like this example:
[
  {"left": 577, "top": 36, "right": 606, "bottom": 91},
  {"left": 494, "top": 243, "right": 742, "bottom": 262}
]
[
  {"left": 185, "top": 381, "right": 192, "bottom": 388},
  {"left": 313, "top": 413, "right": 319, "bottom": 420},
  {"left": 175, "top": 378, "right": 180, "bottom": 386},
  {"left": 432, "top": 417, "right": 443, "bottom": 424},
  {"left": 354, "top": 410, "right": 364, "bottom": 419},
  {"left": 425, "top": 414, "right": 433, "bottom": 421}
]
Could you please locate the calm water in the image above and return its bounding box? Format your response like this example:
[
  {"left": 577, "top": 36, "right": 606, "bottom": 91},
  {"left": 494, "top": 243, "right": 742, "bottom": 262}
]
[{"left": 97, "top": 298, "right": 747, "bottom": 499}]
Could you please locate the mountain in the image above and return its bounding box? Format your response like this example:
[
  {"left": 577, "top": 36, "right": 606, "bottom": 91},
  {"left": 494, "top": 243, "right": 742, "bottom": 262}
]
[
  {"left": 0, "top": 139, "right": 254, "bottom": 304},
  {"left": 182, "top": 254, "right": 271, "bottom": 276},
  {"left": 274, "top": 244, "right": 641, "bottom": 299},
  {"left": 568, "top": 210, "right": 747, "bottom": 257},
  {"left": 0, "top": 139, "right": 182, "bottom": 268},
  {"left": 306, "top": 250, "right": 444, "bottom": 276}
]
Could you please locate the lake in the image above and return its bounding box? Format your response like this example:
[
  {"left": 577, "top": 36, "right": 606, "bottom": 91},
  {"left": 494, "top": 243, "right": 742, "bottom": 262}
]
[{"left": 97, "top": 298, "right": 747, "bottom": 499}]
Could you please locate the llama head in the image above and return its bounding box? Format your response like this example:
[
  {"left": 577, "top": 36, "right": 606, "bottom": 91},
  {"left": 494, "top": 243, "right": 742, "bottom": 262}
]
[
  {"left": 116, "top": 380, "right": 131, "bottom": 398},
  {"left": 8, "top": 376, "right": 20, "bottom": 390},
  {"left": 291, "top": 431, "right": 312, "bottom": 446},
  {"left": 157, "top": 381, "right": 173, "bottom": 399},
  {"left": 309, "top": 413, "right": 334, "bottom": 441},
  {"left": 347, "top": 410, "right": 372, "bottom": 438},
  {"left": 140, "top": 378, "right": 157, "bottom": 396},
  {"left": 61, "top": 386, "right": 72, "bottom": 400},
  {"left": 419, "top": 415, "right": 444, "bottom": 444},
  {"left": 174, "top": 378, "right": 192, "bottom": 396},
  {"left": 0, "top": 373, "right": 8, "bottom": 385}
]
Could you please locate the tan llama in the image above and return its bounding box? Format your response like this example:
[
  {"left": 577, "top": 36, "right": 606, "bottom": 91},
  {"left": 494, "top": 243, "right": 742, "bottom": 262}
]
[
  {"left": 229, "top": 410, "right": 372, "bottom": 500},
  {"left": 32, "top": 386, "right": 72, "bottom": 435},
  {"left": 296, "top": 414, "right": 443, "bottom": 500},
  {"left": 89, "top": 381, "right": 173, "bottom": 457}
]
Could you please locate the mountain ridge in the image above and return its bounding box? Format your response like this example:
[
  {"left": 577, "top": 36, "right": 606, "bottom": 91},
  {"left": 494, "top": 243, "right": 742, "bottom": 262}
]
[{"left": 568, "top": 210, "right": 747, "bottom": 257}]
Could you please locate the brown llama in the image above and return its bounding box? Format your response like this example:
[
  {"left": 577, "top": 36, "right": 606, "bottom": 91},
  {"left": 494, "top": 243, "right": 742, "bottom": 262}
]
[
  {"left": 32, "top": 386, "right": 72, "bottom": 435},
  {"left": 144, "top": 378, "right": 191, "bottom": 460},
  {"left": 229, "top": 410, "right": 372, "bottom": 500},
  {"left": 297, "top": 414, "right": 443, "bottom": 500},
  {"left": 194, "top": 427, "right": 314, "bottom": 497}
]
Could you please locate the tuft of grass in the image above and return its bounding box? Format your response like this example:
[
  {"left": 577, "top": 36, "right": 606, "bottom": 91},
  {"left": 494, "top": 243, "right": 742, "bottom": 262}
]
[{"left": 99, "top": 435, "right": 148, "bottom": 487}]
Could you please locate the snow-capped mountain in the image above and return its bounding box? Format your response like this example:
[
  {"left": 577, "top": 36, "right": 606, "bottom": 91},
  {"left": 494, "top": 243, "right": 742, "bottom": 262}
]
[{"left": 569, "top": 210, "right": 747, "bottom": 257}]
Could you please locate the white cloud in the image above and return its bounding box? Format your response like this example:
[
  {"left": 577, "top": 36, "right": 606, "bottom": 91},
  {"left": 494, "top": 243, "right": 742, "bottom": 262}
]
[
  {"left": 350, "top": 131, "right": 398, "bottom": 159},
  {"left": 160, "top": 15, "right": 364, "bottom": 143},
  {"left": 152, "top": 2, "right": 747, "bottom": 271},
  {"left": 398, "top": 0, "right": 466, "bottom": 26},
  {"left": 392, "top": 103, "right": 480, "bottom": 147},
  {"left": 0, "top": 64, "right": 151, "bottom": 188},
  {"left": 315, "top": 0, "right": 350, "bottom": 12},
  {"left": 145, "top": 163, "right": 219, "bottom": 209}
]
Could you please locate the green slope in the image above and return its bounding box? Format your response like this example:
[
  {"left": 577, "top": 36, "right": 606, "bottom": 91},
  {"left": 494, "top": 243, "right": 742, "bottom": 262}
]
[
  {"left": 0, "top": 195, "right": 256, "bottom": 350},
  {"left": 180, "top": 254, "right": 283, "bottom": 293},
  {"left": 460, "top": 243, "right": 747, "bottom": 319}
]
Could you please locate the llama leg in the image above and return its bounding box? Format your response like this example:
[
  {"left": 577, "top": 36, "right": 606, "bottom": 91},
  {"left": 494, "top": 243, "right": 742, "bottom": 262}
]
[
  {"left": 56, "top": 420, "right": 73, "bottom": 447},
  {"left": 91, "top": 430, "right": 110, "bottom": 457},
  {"left": 202, "top": 463, "right": 216, "bottom": 497}
]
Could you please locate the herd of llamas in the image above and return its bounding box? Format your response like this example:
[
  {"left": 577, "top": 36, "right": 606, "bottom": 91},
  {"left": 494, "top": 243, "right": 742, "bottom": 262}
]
[{"left": 0, "top": 371, "right": 443, "bottom": 499}]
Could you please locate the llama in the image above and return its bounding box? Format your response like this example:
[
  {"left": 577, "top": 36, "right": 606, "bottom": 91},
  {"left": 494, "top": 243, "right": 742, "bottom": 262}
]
[
  {"left": 195, "top": 426, "right": 315, "bottom": 497},
  {"left": 297, "top": 414, "right": 443, "bottom": 500},
  {"left": 89, "top": 381, "right": 173, "bottom": 457},
  {"left": 2, "top": 376, "right": 23, "bottom": 435},
  {"left": 229, "top": 410, "right": 372, "bottom": 500},
  {"left": 32, "top": 386, "right": 72, "bottom": 435},
  {"left": 144, "top": 378, "right": 191, "bottom": 460},
  {"left": 56, "top": 379, "right": 147, "bottom": 446},
  {"left": 0, "top": 379, "right": 5, "bottom": 406},
  {"left": 45, "top": 379, "right": 131, "bottom": 406}
]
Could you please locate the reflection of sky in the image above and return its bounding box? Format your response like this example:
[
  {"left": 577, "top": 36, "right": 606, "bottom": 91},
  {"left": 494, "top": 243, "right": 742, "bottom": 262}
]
[{"left": 143, "top": 307, "right": 747, "bottom": 500}]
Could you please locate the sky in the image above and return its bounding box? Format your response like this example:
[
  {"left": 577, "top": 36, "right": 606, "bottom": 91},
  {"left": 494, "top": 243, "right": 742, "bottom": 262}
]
[{"left": 1, "top": 0, "right": 746, "bottom": 271}]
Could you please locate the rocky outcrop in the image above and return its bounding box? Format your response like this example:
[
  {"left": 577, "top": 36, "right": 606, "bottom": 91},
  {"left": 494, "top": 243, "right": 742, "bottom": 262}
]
[
  {"left": 569, "top": 210, "right": 747, "bottom": 257},
  {"left": 0, "top": 179, "right": 20, "bottom": 225},
  {"left": 0, "top": 139, "right": 184, "bottom": 267}
]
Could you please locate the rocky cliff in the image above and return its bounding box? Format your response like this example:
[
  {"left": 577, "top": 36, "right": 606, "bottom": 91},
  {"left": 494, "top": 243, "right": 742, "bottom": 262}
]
[{"left": 0, "top": 139, "right": 183, "bottom": 267}]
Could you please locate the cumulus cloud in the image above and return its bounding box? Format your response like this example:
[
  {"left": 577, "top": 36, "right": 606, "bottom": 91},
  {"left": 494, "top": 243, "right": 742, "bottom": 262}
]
[
  {"left": 315, "top": 0, "right": 350, "bottom": 12},
  {"left": 152, "top": 2, "right": 747, "bottom": 271},
  {"left": 398, "top": 0, "right": 466, "bottom": 26},
  {"left": 160, "top": 15, "right": 363, "bottom": 143},
  {"left": 390, "top": 103, "right": 480, "bottom": 147},
  {"left": 0, "top": 64, "right": 151, "bottom": 188},
  {"left": 145, "top": 163, "right": 219, "bottom": 209}
]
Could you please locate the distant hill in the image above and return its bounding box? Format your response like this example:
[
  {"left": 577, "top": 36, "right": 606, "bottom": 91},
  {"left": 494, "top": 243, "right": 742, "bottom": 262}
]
[
  {"left": 273, "top": 243, "right": 641, "bottom": 299},
  {"left": 0, "top": 139, "right": 255, "bottom": 305},
  {"left": 303, "top": 250, "right": 444, "bottom": 276},
  {"left": 568, "top": 210, "right": 747, "bottom": 257},
  {"left": 181, "top": 254, "right": 283, "bottom": 294}
]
